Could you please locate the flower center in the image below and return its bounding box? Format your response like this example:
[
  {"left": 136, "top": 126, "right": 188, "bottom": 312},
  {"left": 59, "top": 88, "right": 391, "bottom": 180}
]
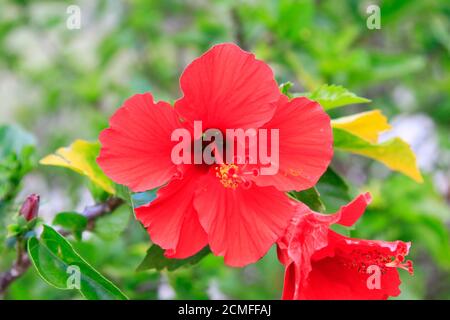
[
  {"left": 215, "top": 164, "right": 252, "bottom": 190},
  {"left": 215, "top": 164, "right": 241, "bottom": 189}
]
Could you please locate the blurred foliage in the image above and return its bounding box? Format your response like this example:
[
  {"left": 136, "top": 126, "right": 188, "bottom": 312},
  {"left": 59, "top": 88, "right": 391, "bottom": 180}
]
[
  {"left": 0, "top": 0, "right": 449, "bottom": 300},
  {"left": 0, "top": 124, "right": 36, "bottom": 249},
  {"left": 0, "top": 125, "right": 35, "bottom": 209}
]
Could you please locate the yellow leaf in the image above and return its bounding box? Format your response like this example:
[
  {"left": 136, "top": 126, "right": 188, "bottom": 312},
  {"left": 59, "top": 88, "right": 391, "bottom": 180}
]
[
  {"left": 331, "top": 110, "right": 391, "bottom": 143},
  {"left": 40, "top": 140, "right": 115, "bottom": 194},
  {"left": 333, "top": 128, "right": 423, "bottom": 183}
]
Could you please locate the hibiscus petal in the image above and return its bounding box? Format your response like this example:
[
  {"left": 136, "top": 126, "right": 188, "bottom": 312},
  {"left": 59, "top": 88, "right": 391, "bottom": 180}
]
[
  {"left": 98, "top": 93, "right": 181, "bottom": 192},
  {"left": 253, "top": 96, "right": 333, "bottom": 191},
  {"left": 135, "top": 167, "right": 208, "bottom": 259},
  {"left": 278, "top": 193, "right": 371, "bottom": 268},
  {"left": 277, "top": 203, "right": 335, "bottom": 297},
  {"left": 279, "top": 192, "right": 412, "bottom": 300},
  {"left": 281, "top": 263, "right": 296, "bottom": 300},
  {"left": 299, "top": 257, "right": 401, "bottom": 299},
  {"left": 300, "top": 231, "right": 409, "bottom": 299},
  {"left": 175, "top": 43, "right": 279, "bottom": 130},
  {"left": 335, "top": 192, "right": 371, "bottom": 227},
  {"left": 194, "top": 169, "right": 296, "bottom": 267}
]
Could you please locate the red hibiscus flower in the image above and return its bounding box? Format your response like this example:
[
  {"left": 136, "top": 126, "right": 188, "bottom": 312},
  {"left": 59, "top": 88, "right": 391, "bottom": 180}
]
[
  {"left": 278, "top": 193, "right": 414, "bottom": 299},
  {"left": 97, "top": 43, "right": 333, "bottom": 267}
]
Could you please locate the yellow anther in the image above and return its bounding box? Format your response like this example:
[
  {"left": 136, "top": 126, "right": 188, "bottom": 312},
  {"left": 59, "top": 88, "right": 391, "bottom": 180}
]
[{"left": 215, "top": 164, "right": 241, "bottom": 189}]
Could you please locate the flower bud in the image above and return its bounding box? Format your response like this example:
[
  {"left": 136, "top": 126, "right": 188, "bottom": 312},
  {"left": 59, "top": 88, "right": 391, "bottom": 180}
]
[{"left": 19, "top": 194, "right": 40, "bottom": 221}]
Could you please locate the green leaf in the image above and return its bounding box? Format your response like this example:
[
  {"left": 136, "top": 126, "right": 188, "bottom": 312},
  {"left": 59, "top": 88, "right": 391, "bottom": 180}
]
[
  {"left": 114, "top": 183, "right": 132, "bottom": 206},
  {"left": 39, "top": 140, "right": 115, "bottom": 194},
  {"left": 7, "top": 223, "right": 21, "bottom": 236},
  {"left": 333, "top": 128, "right": 423, "bottom": 182},
  {"left": 28, "top": 225, "right": 128, "bottom": 300},
  {"left": 53, "top": 212, "right": 88, "bottom": 241},
  {"left": 316, "top": 167, "right": 351, "bottom": 213},
  {"left": 288, "top": 168, "right": 352, "bottom": 213},
  {"left": 307, "top": 84, "right": 371, "bottom": 110},
  {"left": 94, "top": 204, "right": 131, "bottom": 240},
  {"left": 279, "top": 81, "right": 294, "bottom": 98},
  {"left": 87, "top": 181, "right": 110, "bottom": 203},
  {"left": 137, "top": 244, "right": 211, "bottom": 272},
  {"left": 289, "top": 187, "right": 325, "bottom": 212}
]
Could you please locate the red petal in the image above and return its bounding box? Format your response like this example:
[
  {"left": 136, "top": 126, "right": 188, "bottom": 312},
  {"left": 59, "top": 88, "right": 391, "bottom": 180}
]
[
  {"left": 279, "top": 192, "right": 412, "bottom": 300},
  {"left": 135, "top": 166, "right": 208, "bottom": 259},
  {"left": 279, "top": 192, "right": 392, "bottom": 299},
  {"left": 281, "top": 263, "right": 296, "bottom": 300},
  {"left": 299, "top": 256, "right": 401, "bottom": 299},
  {"left": 278, "top": 193, "right": 371, "bottom": 268},
  {"left": 175, "top": 43, "right": 279, "bottom": 130},
  {"left": 277, "top": 203, "right": 335, "bottom": 299},
  {"left": 335, "top": 192, "right": 372, "bottom": 227},
  {"left": 300, "top": 232, "right": 408, "bottom": 299},
  {"left": 323, "top": 231, "right": 412, "bottom": 264},
  {"left": 98, "top": 93, "right": 182, "bottom": 192},
  {"left": 253, "top": 96, "right": 333, "bottom": 191},
  {"left": 194, "top": 168, "right": 296, "bottom": 267}
]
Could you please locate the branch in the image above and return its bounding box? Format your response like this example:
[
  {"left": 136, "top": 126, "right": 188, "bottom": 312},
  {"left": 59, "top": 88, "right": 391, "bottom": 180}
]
[
  {"left": 0, "top": 196, "right": 123, "bottom": 298},
  {"left": 231, "top": 7, "right": 247, "bottom": 50},
  {"left": 0, "top": 251, "right": 30, "bottom": 297}
]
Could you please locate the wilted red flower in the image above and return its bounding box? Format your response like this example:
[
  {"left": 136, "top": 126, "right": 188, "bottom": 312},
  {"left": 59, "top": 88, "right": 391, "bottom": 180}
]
[
  {"left": 19, "top": 194, "right": 40, "bottom": 221},
  {"left": 97, "top": 43, "right": 333, "bottom": 267},
  {"left": 278, "top": 193, "right": 414, "bottom": 299}
]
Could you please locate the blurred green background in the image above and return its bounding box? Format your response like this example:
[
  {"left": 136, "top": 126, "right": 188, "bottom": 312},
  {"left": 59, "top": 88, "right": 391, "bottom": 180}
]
[{"left": 0, "top": 0, "right": 449, "bottom": 299}]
